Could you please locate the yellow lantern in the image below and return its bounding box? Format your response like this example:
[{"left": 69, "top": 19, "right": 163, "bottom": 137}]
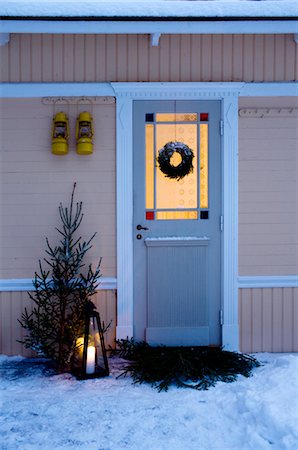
[
  {"left": 51, "top": 112, "right": 69, "bottom": 155},
  {"left": 76, "top": 111, "right": 94, "bottom": 155}
]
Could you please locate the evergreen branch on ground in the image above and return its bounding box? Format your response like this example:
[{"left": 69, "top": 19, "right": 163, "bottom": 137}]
[{"left": 111, "top": 339, "right": 260, "bottom": 392}]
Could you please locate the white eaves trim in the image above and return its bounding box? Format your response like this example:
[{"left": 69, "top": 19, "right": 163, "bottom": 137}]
[
  {"left": 0, "top": 277, "right": 117, "bottom": 292},
  {"left": 1, "top": 19, "right": 297, "bottom": 35},
  {"left": 238, "top": 276, "right": 298, "bottom": 289},
  {"left": 0, "top": 82, "right": 297, "bottom": 98}
]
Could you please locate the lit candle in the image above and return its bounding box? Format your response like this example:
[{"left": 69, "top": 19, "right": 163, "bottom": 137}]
[{"left": 86, "top": 346, "right": 96, "bottom": 374}]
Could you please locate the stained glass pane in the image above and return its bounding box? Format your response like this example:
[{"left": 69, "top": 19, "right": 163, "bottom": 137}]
[
  {"left": 145, "top": 124, "right": 154, "bottom": 209},
  {"left": 199, "top": 124, "right": 209, "bottom": 209},
  {"left": 156, "top": 113, "right": 198, "bottom": 122},
  {"left": 156, "top": 211, "right": 198, "bottom": 220}
]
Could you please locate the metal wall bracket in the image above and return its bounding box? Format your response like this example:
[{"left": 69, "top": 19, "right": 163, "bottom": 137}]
[
  {"left": 0, "top": 33, "right": 10, "bottom": 46},
  {"left": 150, "top": 33, "right": 161, "bottom": 47}
]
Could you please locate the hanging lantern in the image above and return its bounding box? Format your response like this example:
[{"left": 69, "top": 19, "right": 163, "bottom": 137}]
[
  {"left": 76, "top": 111, "right": 94, "bottom": 155},
  {"left": 72, "top": 301, "right": 109, "bottom": 379},
  {"left": 52, "top": 112, "right": 69, "bottom": 155}
]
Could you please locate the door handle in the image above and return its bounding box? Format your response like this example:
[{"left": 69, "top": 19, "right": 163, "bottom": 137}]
[{"left": 136, "top": 224, "right": 149, "bottom": 231}]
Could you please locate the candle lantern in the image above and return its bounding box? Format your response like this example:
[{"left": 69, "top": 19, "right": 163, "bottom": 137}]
[
  {"left": 72, "top": 301, "right": 109, "bottom": 379},
  {"left": 76, "top": 111, "right": 94, "bottom": 155},
  {"left": 52, "top": 112, "right": 69, "bottom": 155}
]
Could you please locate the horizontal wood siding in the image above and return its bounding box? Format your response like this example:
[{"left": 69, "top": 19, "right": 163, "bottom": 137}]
[
  {"left": 0, "top": 98, "right": 116, "bottom": 279},
  {"left": 0, "top": 34, "right": 297, "bottom": 83},
  {"left": 239, "top": 288, "right": 298, "bottom": 353},
  {"left": 238, "top": 97, "right": 298, "bottom": 276},
  {"left": 0, "top": 290, "right": 116, "bottom": 356}
]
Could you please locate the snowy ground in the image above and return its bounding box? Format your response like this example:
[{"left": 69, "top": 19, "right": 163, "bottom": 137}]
[{"left": 0, "top": 353, "right": 297, "bottom": 450}]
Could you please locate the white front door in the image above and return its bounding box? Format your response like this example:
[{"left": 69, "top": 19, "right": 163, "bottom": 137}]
[{"left": 133, "top": 100, "right": 222, "bottom": 346}]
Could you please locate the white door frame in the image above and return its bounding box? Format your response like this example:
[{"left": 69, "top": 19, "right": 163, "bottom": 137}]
[{"left": 112, "top": 82, "right": 240, "bottom": 351}]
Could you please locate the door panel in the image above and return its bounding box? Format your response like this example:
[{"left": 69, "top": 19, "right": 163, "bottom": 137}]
[{"left": 133, "top": 100, "right": 221, "bottom": 346}]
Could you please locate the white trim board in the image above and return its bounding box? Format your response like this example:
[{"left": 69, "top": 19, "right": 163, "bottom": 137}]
[
  {"left": 0, "top": 277, "right": 117, "bottom": 292},
  {"left": 238, "top": 276, "right": 298, "bottom": 289},
  {"left": 1, "top": 20, "right": 297, "bottom": 36},
  {"left": 0, "top": 82, "right": 297, "bottom": 99}
]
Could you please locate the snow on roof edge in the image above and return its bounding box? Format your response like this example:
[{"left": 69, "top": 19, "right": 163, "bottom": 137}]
[{"left": 0, "top": 1, "right": 297, "bottom": 19}]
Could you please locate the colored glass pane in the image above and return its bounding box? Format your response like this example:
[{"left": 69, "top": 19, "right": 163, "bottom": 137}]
[{"left": 199, "top": 124, "right": 209, "bottom": 209}]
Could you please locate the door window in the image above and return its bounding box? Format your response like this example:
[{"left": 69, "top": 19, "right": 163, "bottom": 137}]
[{"left": 145, "top": 112, "right": 209, "bottom": 220}]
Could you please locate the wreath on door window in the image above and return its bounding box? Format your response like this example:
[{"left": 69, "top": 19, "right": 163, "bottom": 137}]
[{"left": 156, "top": 141, "right": 194, "bottom": 181}]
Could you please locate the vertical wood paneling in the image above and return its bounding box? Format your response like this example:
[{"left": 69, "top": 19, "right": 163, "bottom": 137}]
[
  {"left": 31, "top": 34, "right": 42, "bottom": 82},
  {"left": 127, "top": 35, "right": 138, "bottom": 82},
  {"left": 190, "top": 35, "right": 200, "bottom": 82},
  {"left": 201, "top": 35, "right": 212, "bottom": 81},
  {"left": 262, "top": 288, "right": 273, "bottom": 352},
  {"left": 180, "top": 35, "right": 191, "bottom": 81},
  {"left": 212, "top": 35, "right": 222, "bottom": 81},
  {"left": 41, "top": 35, "right": 53, "bottom": 82},
  {"left": 106, "top": 35, "right": 117, "bottom": 81},
  {"left": 74, "top": 34, "right": 85, "bottom": 81},
  {"left": 62, "top": 35, "right": 74, "bottom": 81},
  {"left": 52, "top": 35, "right": 64, "bottom": 82},
  {"left": 8, "top": 34, "right": 21, "bottom": 82},
  {"left": 159, "top": 35, "right": 170, "bottom": 81},
  {"left": 243, "top": 35, "right": 254, "bottom": 82},
  {"left": 0, "top": 290, "right": 116, "bottom": 356},
  {"left": 137, "top": 34, "right": 149, "bottom": 81},
  {"left": 239, "top": 288, "right": 298, "bottom": 353},
  {"left": 1, "top": 34, "right": 296, "bottom": 83},
  {"left": 117, "top": 35, "right": 127, "bottom": 82},
  {"left": 85, "top": 34, "right": 96, "bottom": 82},
  {"left": 95, "top": 35, "right": 107, "bottom": 81},
  {"left": 232, "top": 34, "right": 243, "bottom": 81},
  {"left": 253, "top": 35, "right": 265, "bottom": 81}
]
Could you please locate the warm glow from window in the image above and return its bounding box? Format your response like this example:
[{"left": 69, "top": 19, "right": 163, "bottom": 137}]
[
  {"left": 145, "top": 124, "right": 154, "bottom": 209},
  {"left": 156, "top": 113, "right": 198, "bottom": 122},
  {"left": 200, "top": 124, "right": 209, "bottom": 209}
]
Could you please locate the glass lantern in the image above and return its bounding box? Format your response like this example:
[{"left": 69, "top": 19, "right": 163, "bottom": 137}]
[{"left": 72, "top": 301, "right": 109, "bottom": 379}]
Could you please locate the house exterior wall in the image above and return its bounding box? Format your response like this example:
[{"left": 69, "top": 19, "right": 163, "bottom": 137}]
[
  {"left": 238, "top": 96, "right": 298, "bottom": 277},
  {"left": 0, "top": 33, "right": 297, "bottom": 83},
  {"left": 239, "top": 288, "right": 298, "bottom": 353},
  {"left": 0, "top": 32, "right": 297, "bottom": 355},
  {"left": 0, "top": 98, "right": 116, "bottom": 279},
  {"left": 0, "top": 290, "right": 116, "bottom": 356}
]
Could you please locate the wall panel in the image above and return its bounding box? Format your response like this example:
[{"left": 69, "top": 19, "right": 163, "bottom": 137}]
[
  {"left": 0, "top": 33, "right": 297, "bottom": 83},
  {"left": 238, "top": 97, "right": 298, "bottom": 276},
  {"left": 239, "top": 288, "right": 298, "bottom": 353},
  {"left": 0, "top": 98, "right": 116, "bottom": 279},
  {"left": 0, "top": 290, "right": 116, "bottom": 356}
]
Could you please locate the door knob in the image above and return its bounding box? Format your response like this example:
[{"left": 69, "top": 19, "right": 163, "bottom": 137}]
[{"left": 136, "top": 224, "right": 149, "bottom": 231}]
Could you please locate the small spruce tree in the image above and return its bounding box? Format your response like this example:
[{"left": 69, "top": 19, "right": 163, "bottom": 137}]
[{"left": 19, "top": 183, "right": 102, "bottom": 373}]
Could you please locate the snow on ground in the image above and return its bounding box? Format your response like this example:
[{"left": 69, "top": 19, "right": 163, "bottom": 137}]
[{"left": 0, "top": 353, "right": 297, "bottom": 450}]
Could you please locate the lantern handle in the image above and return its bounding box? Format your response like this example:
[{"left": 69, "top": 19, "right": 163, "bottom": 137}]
[{"left": 76, "top": 97, "right": 93, "bottom": 116}]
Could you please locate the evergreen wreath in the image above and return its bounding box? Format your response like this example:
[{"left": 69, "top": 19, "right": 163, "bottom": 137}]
[{"left": 156, "top": 141, "right": 194, "bottom": 181}]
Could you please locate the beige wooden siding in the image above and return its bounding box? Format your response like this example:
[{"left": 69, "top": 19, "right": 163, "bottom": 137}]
[
  {"left": 239, "top": 288, "right": 298, "bottom": 353},
  {"left": 0, "top": 290, "right": 116, "bottom": 356},
  {"left": 0, "top": 98, "right": 116, "bottom": 279},
  {"left": 0, "top": 34, "right": 297, "bottom": 83},
  {"left": 238, "top": 97, "right": 298, "bottom": 276}
]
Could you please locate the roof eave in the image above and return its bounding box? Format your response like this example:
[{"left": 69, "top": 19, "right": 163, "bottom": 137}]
[{"left": 1, "top": 18, "right": 298, "bottom": 36}]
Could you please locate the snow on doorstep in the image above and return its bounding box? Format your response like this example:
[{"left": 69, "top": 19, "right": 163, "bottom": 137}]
[
  {"left": 0, "top": 353, "right": 298, "bottom": 449},
  {"left": 0, "top": 0, "right": 297, "bottom": 19}
]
